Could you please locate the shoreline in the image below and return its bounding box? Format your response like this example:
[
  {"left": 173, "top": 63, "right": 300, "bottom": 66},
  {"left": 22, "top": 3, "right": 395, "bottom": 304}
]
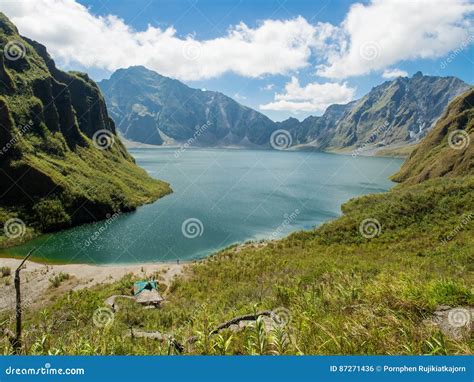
[
  {"left": 124, "top": 140, "right": 413, "bottom": 158},
  {"left": 0, "top": 258, "right": 186, "bottom": 312},
  {"left": 0, "top": 242, "right": 264, "bottom": 312}
]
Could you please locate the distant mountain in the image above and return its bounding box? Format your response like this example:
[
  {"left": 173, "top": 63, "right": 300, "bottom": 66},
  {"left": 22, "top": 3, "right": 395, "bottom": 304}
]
[
  {"left": 0, "top": 13, "right": 170, "bottom": 247},
  {"left": 286, "top": 72, "right": 471, "bottom": 154},
  {"left": 392, "top": 88, "right": 474, "bottom": 184},
  {"left": 98, "top": 66, "right": 277, "bottom": 146},
  {"left": 99, "top": 67, "right": 470, "bottom": 155}
]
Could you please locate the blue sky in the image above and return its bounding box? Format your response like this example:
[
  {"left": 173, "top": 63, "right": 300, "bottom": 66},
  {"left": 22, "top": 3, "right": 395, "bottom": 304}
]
[{"left": 2, "top": 0, "right": 473, "bottom": 121}]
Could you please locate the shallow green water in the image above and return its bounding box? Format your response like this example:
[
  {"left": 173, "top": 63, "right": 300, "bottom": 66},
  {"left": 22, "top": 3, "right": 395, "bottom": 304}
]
[{"left": 1, "top": 149, "right": 402, "bottom": 264}]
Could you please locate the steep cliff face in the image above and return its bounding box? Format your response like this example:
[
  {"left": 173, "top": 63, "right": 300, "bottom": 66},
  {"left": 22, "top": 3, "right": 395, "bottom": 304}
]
[
  {"left": 0, "top": 13, "right": 170, "bottom": 247},
  {"left": 98, "top": 66, "right": 277, "bottom": 146},
  {"left": 391, "top": 88, "right": 474, "bottom": 184}
]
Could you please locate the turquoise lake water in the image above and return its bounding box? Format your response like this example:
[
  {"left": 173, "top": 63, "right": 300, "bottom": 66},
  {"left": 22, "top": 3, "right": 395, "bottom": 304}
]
[{"left": 1, "top": 148, "right": 402, "bottom": 264}]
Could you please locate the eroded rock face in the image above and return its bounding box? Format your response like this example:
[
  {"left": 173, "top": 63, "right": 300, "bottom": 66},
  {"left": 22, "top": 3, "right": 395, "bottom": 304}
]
[{"left": 429, "top": 306, "right": 473, "bottom": 340}]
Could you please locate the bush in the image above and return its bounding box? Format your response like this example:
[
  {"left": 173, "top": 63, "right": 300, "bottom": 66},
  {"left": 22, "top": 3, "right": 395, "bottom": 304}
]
[
  {"left": 49, "top": 272, "right": 70, "bottom": 288},
  {"left": 0, "top": 266, "right": 11, "bottom": 277}
]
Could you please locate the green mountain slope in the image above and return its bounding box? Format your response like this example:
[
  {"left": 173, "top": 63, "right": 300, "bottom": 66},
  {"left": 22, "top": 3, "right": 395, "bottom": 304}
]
[
  {"left": 0, "top": 13, "right": 171, "bottom": 247},
  {"left": 2, "top": 91, "right": 472, "bottom": 355},
  {"left": 98, "top": 66, "right": 277, "bottom": 146},
  {"left": 392, "top": 88, "right": 474, "bottom": 184}
]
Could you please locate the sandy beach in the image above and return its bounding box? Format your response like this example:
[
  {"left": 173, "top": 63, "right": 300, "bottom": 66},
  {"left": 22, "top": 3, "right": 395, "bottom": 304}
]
[{"left": 0, "top": 258, "right": 184, "bottom": 312}]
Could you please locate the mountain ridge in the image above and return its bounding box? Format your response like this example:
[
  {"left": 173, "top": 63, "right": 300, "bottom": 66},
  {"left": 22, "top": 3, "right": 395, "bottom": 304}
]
[
  {"left": 99, "top": 66, "right": 277, "bottom": 147},
  {"left": 99, "top": 66, "right": 471, "bottom": 155}
]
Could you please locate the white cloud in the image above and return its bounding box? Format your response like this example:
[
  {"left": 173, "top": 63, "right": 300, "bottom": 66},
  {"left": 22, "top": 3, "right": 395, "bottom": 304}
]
[
  {"left": 0, "top": 0, "right": 318, "bottom": 81},
  {"left": 1, "top": 0, "right": 472, "bottom": 83},
  {"left": 316, "top": 0, "right": 474, "bottom": 79},
  {"left": 382, "top": 68, "right": 408, "bottom": 79},
  {"left": 259, "top": 77, "right": 355, "bottom": 112},
  {"left": 261, "top": 84, "right": 275, "bottom": 91}
]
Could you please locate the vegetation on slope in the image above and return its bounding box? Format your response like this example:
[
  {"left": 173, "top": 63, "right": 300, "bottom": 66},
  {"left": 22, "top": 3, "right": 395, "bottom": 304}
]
[
  {"left": 0, "top": 14, "right": 171, "bottom": 248},
  {"left": 1, "top": 174, "right": 472, "bottom": 355}
]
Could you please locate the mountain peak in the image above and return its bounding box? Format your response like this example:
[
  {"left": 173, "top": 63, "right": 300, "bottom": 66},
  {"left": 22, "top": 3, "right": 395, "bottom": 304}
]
[
  {"left": 110, "top": 65, "right": 165, "bottom": 80},
  {"left": 413, "top": 71, "right": 424, "bottom": 78},
  {"left": 98, "top": 67, "right": 276, "bottom": 146}
]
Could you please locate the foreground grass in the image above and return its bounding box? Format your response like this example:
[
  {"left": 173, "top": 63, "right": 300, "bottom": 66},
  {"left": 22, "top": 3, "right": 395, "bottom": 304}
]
[{"left": 1, "top": 176, "right": 472, "bottom": 355}]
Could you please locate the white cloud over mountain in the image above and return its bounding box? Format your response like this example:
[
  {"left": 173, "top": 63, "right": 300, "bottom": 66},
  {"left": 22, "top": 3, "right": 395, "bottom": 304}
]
[
  {"left": 0, "top": 0, "right": 317, "bottom": 81},
  {"left": 316, "top": 0, "right": 474, "bottom": 79},
  {"left": 259, "top": 77, "right": 356, "bottom": 112},
  {"left": 1, "top": 0, "right": 472, "bottom": 114},
  {"left": 382, "top": 68, "right": 409, "bottom": 79},
  {"left": 3, "top": 0, "right": 472, "bottom": 82}
]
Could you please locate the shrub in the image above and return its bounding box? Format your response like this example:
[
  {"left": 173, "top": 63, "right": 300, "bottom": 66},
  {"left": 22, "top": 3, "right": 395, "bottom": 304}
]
[
  {"left": 49, "top": 272, "right": 70, "bottom": 288},
  {"left": 0, "top": 266, "right": 11, "bottom": 277}
]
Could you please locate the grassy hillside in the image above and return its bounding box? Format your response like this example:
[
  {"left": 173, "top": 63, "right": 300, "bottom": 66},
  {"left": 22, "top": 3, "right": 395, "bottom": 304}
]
[
  {"left": 0, "top": 14, "right": 171, "bottom": 248},
  {"left": 1, "top": 173, "right": 472, "bottom": 355}
]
